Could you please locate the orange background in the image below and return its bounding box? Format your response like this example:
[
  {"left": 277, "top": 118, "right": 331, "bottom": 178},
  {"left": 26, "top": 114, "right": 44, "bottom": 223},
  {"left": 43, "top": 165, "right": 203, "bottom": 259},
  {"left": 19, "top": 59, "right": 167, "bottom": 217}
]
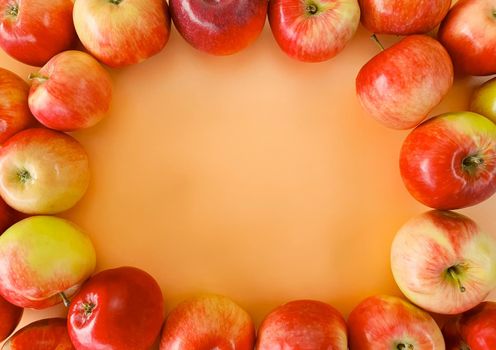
[{"left": 1, "top": 10, "right": 496, "bottom": 347}]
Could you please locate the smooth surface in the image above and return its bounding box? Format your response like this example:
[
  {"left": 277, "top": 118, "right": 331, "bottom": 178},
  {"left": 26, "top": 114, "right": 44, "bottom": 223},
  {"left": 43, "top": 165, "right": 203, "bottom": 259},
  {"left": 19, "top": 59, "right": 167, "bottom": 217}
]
[{"left": 0, "top": 19, "right": 495, "bottom": 347}]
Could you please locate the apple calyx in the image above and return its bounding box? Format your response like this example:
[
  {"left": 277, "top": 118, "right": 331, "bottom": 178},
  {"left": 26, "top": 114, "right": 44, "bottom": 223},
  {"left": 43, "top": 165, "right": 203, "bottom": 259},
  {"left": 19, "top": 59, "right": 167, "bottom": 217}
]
[
  {"left": 16, "top": 168, "right": 31, "bottom": 184},
  {"left": 82, "top": 301, "right": 96, "bottom": 317},
  {"left": 28, "top": 73, "right": 48, "bottom": 83},
  {"left": 462, "top": 154, "right": 484, "bottom": 174},
  {"left": 5, "top": 3, "right": 18, "bottom": 18},
  {"left": 447, "top": 265, "right": 466, "bottom": 293},
  {"left": 370, "top": 34, "right": 385, "bottom": 51},
  {"left": 397, "top": 343, "right": 414, "bottom": 350},
  {"left": 305, "top": 3, "right": 319, "bottom": 15},
  {"left": 109, "top": 0, "right": 123, "bottom": 5},
  {"left": 59, "top": 292, "right": 71, "bottom": 308}
]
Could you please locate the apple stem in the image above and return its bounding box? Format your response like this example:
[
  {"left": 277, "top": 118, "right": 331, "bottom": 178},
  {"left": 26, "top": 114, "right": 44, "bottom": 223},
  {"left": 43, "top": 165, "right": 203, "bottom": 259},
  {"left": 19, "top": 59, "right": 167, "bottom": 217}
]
[
  {"left": 59, "top": 292, "right": 71, "bottom": 308},
  {"left": 463, "top": 155, "right": 484, "bottom": 170},
  {"left": 305, "top": 3, "right": 319, "bottom": 15},
  {"left": 370, "top": 34, "right": 385, "bottom": 51},
  {"left": 28, "top": 73, "right": 48, "bottom": 83},
  {"left": 448, "top": 266, "right": 466, "bottom": 293}
]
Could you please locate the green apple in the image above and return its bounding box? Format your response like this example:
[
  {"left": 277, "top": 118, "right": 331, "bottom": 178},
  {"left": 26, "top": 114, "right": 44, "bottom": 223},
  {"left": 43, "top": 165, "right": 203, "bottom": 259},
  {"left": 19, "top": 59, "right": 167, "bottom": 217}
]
[
  {"left": 470, "top": 77, "right": 496, "bottom": 123},
  {"left": 0, "top": 216, "right": 96, "bottom": 309}
]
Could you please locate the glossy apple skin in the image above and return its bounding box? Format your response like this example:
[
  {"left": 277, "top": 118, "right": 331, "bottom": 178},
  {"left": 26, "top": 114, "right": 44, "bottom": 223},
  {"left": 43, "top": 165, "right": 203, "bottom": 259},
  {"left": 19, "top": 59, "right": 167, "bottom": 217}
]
[
  {"left": 0, "top": 216, "right": 96, "bottom": 309},
  {"left": 0, "top": 0, "right": 76, "bottom": 66},
  {"left": 2, "top": 318, "right": 74, "bottom": 350},
  {"left": 391, "top": 210, "right": 496, "bottom": 315},
  {"left": 356, "top": 35, "right": 453, "bottom": 129},
  {"left": 268, "top": 0, "right": 360, "bottom": 62},
  {"left": 68, "top": 266, "right": 164, "bottom": 350},
  {"left": 0, "top": 128, "right": 90, "bottom": 214},
  {"left": 0, "top": 295, "right": 22, "bottom": 342},
  {"left": 256, "top": 300, "right": 347, "bottom": 350},
  {"left": 400, "top": 112, "right": 496, "bottom": 210},
  {"left": 459, "top": 302, "right": 496, "bottom": 350},
  {"left": 160, "top": 294, "right": 255, "bottom": 350},
  {"left": 347, "top": 295, "right": 445, "bottom": 350},
  {"left": 28, "top": 50, "right": 112, "bottom": 131},
  {"left": 358, "top": 0, "right": 451, "bottom": 35},
  {"left": 73, "top": 0, "right": 170, "bottom": 68},
  {"left": 470, "top": 77, "right": 496, "bottom": 123},
  {"left": 0, "top": 68, "right": 35, "bottom": 144},
  {"left": 442, "top": 318, "right": 470, "bottom": 350},
  {"left": 170, "top": 0, "right": 267, "bottom": 55},
  {"left": 438, "top": 0, "right": 496, "bottom": 76}
]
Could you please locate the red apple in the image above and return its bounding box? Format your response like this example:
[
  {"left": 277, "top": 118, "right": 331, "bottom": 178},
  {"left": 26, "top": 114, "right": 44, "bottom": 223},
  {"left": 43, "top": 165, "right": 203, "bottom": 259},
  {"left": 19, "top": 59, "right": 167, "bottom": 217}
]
[
  {"left": 391, "top": 210, "right": 496, "bottom": 315},
  {"left": 73, "top": 0, "right": 170, "bottom": 68},
  {"left": 2, "top": 318, "right": 74, "bottom": 350},
  {"left": 68, "top": 266, "right": 164, "bottom": 350},
  {"left": 28, "top": 50, "right": 112, "bottom": 131},
  {"left": 0, "top": 295, "right": 22, "bottom": 342},
  {"left": 358, "top": 0, "right": 451, "bottom": 35},
  {"left": 399, "top": 112, "right": 496, "bottom": 210},
  {"left": 438, "top": 0, "right": 496, "bottom": 76},
  {"left": 356, "top": 35, "right": 453, "bottom": 129},
  {"left": 0, "top": 68, "right": 36, "bottom": 144},
  {"left": 0, "top": 197, "right": 25, "bottom": 235},
  {"left": 170, "top": 0, "right": 267, "bottom": 55},
  {"left": 442, "top": 317, "right": 470, "bottom": 350},
  {"left": 256, "top": 300, "right": 347, "bottom": 350},
  {"left": 268, "top": 0, "right": 360, "bottom": 62},
  {"left": 160, "top": 294, "right": 255, "bottom": 350},
  {"left": 347, "top": 295, "right": 445, "bottom": 350},
  {"left": 0, "top": 128, "right": 90, "bottom": 214},
  {"left": 459, "top": 302, "right": 496, "bottom": 350},
  {"left": 0, "top": 0, "right": 76, "bottom": 66}
]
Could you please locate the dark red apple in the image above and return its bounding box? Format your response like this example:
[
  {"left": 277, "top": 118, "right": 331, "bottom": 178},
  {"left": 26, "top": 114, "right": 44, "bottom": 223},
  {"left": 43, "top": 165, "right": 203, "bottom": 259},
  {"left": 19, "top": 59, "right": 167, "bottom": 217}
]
[
  {"left": 169, "top": 0, "right": 267, "bottom": 55},
  {"left": 460, "top": 302, "right": 496, "bottom": 350},
  {"left": 0, "top": 294, "right": 22, "bottom": 342},
  {"left": 2, "top": 318, "right": 74, "bottom": 350},
  {"left": 67, "top": 266, "right": 164, "bottom": 350},
  {"left": 0, "top": 197, "right": 24, "bottom": 235},
  {"left": 442, "top": 318, "right": 470, "bottom": 350}
]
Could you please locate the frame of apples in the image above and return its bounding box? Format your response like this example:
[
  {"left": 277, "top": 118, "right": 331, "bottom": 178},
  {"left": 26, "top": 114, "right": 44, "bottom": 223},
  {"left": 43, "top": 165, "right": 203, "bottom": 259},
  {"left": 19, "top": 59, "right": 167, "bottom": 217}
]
[{"left": 0, "top": 0, "right": 495, "bottom": 349}]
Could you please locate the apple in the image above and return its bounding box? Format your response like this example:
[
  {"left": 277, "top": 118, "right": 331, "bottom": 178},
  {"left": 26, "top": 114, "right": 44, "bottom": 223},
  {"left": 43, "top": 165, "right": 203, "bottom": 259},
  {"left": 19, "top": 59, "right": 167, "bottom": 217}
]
[
  {"left": 0, "top": 128, "right": 90, "bottom": 214},
  {"left": 0, "top": 216, "right": 96, "bottom": 309},
  {"left": 73, "top": 0, "right": 170, "bottom": 68},
  {"left": 470, "top": 77, "right": 496, "bottom": 123},
  {"left": 160, "top": 294, "right": 255, "bottom": 349},
  {"left": 438, "top": 0, "right": 496, "bottom": 76},
  {"left": 347, "top": 295, "right": 445, "bottom": 350},
  {"left": 442, "top": 317, "right": 470, "bottom": 350},
  {"left": 0, "top": 295, "right": 22, "bottom": 342},
  {"left": 391, "top": 210, "right": 496, "bottom": 315},
  {"left": 0, "top": 0, "right": 76, "bottom": 66},
  {"left": 28, "top": 50, "right": 112, "bottom": 131},
  {"left": 356, "top": 35, "right": 453, "bottom": 129},
  {"left": 169, "top": 0, "right": 267, "bottom": 55},
  {"left": 0, "top": 68, "right": 36, "bottom": 144},
  {"left": 268, "top": 0, "right": 360, "bottom": 62},
  {"left": 399, "top": 112, "right": 496, "bottom": 210},
  {"left": 459, "top": 302, "right": 496, "bottom": 350},
  {"left": 0, "top": 197, "right": 25, "bottom": 235},
  {"left": 2, "top": 318, "right": 74, "bottom": 350},
  {"left": 358, "top": 0, "right": 451, "bottom": 35},
  {"left": 68, "top": 266, "right": 164, "bottom": 350},
  {"left": 256, "top": 299, "right": 347, "bottom": 349}
]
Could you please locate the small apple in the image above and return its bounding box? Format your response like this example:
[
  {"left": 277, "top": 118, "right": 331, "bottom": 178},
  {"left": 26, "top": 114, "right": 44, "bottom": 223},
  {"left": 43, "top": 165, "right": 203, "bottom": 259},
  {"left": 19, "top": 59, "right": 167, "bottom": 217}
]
[
  {"left": 470, "top": 77, "right": 496, "bottom": 123},
  {"left": 73, "top": 0, "right": 170, "bottom": 68},
  {"left": 438, "top": 0, "right": 496, "bottom": 76},
  {"left": 2, "top": 318, "right": 74, "bottom": 350},
  {"left": 28, "top": 50, "right": 112, "bottom": 131},
  {"left": 358, "top": 0, "right": 451, "bottom": 35},
  {"left": 0, "top": 216, "right": 96, "bottom": 309},
  {"left": 348, "top": 295, "right": 445, "bottom": 350},
  {"left": 160, "top": 294, "right": 255, "bottom": 350},
  {"left": 0, "top": 295, "right": 22, "bottom": 342},
  {"left": 391, "top": 210, "right": 496, "bottom": 315},
  {"left": 68, "top": 266, "right": 164, "bottom": 350},
  {"left": 459, "top": 302, "right": 496, "bottom": 350},
  {"left": 169, "top": 0, "right": 267, "bottom": 55},
  {"left": 356, "top": 35, "right": 453, "bottom": 129},
  {"left": 0, "top": 128, "right": 90, "bottom": 214},
  {"left": 256, "top": 300, "right": 347, "bottom": 349},
  {"left": 399, "top": 112, "right": 496, "bottom": 210},
  {"left": 268, "top": 0, "right": 360, "bottom": 62},
  {"left": 0, "top": 0, "right": 76, "bottom": 66}
]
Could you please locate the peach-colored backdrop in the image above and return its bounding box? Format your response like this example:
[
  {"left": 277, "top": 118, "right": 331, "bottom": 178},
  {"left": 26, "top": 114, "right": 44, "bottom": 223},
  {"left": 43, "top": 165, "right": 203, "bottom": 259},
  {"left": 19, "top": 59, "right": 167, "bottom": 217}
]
[{"left": 1, "top": 10, "right": 495, "bottom": 348}]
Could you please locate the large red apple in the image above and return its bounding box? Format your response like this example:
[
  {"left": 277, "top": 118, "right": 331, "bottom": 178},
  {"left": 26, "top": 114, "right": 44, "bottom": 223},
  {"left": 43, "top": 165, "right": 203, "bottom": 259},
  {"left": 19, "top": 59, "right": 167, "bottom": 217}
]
[
  {"left": 442, "top": 317, "right": 469, "bottom": 350},
  {"left": 459, "top": 302, "right": 496, "bottom": 350},
  {"left": 0, "top": 128, "right": 90, "bottom": 214},
  {"left": 68, "top": 266, "right": 164, "bottom": 350},
  {"left": 0, "top": 295, "right": 22, "bottom": 342},
  {"left": 256, "top": 300, "right": 347, "bottom": 349},
  {"left": 358, "top": 0, "right": 451, "bottom": 35},
  {"left": 0, "top": 0, "right": 76, "bottom": 66},
  {"left": 391, "top": 210, "right": 496, "bottom": 315},
  {"left": 170, "top": 0, "right": 267, "bottom": 55},
  {"left": 28, "top": 50, "right": 112, "bottom": 131},
  {"left": 347, "top": 295, "right": 445, "bottom": 350},
  {"left": 356, "top": 35, "right": 453, "bottom": 129},
  {"left": 438, "top": 0, "right": 496, "bottom": 76},
  {"left": 268, "top": 0, "right": 360, "bottom": 62},
  {"left": 73, "top": 0, "right": 170, "bottom": 68},
  {"left": 2, "top": 318, "right": 74, "bottom": 350},
  {"left": 399, "top": 112, "right": 496, "bottom": 210},
  {"left": 160, "top": 294, "right": 255, "bottom": 350}
]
